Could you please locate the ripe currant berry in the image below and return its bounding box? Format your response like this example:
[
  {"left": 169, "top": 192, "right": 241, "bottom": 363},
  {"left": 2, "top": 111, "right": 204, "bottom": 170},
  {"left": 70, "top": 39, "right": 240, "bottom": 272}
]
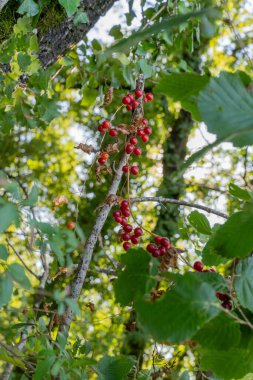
[
  {"left": 123, "top": 242, "right": 132, "bottom": 251},
  {"left": 133, "top": 147, "right": 142, "bottom": 156},
  {"left": 221, "top": 301, "right": 232, "bottom": 310},
  {"left": 135, "top": 89, "right": 143, "bottom": 98},
  {"left": 152, "top": 249, "right": 160, "bottom": 258},
  {"left": 124, "top": 224, "right": 133, "bottom": 233},
  {"left": 125, "top": 144, "right": 134, "bottom": 154},
  {"left": 100, "top": 152, "right": 109, "bottom": 160},
  {"left": 143, "top": 97, "right": 148, "bottom": 103},
  {"left": 122, "top": 232, "right": 131, "bottom": 241},
  {"left": 102, "top": 120, "right": 110, "bottom": 129},
  {"left": 137, "top": 129, "right": 144, "bottom": 136},
  {"left": 193, "top": 261, "right": 204, "bottom": 272},
  {"left": 144, "top": 126, "right": 152, "bottom": 135},
  {"left": 122, "top": 96, "right": 131, "bottom": 105},
  {"left": 122, "top": 208, "right": 131, "bottom": 217},
  {"left": 155, "top": 236, "right": 162, "bottom": 243},
  {"left": 130, "top": 137, "right": 138, "bottom": 145},
  {"left": 132, "top": 100, "right": 139, "bottom": 108},
  {"left": 142, "top": 118, "right": 148, "bottom": 125},
  {"left": 146, "top": 243, "right": 157, "bottom": 253},
  {"left": 131, "top": 235, "right": 139, "bottom": 244},
  {"left": 159, "top": 246, "right": 167, "bottom": 256},
  {"left": 114, "top": 216, "right": 123, "bottom": 224},
  {"left": 128, "top": 94, "right": 134, "bottom": 101},
  {"left": 146, "top": 93, "right": 154, "bottom": 101},
  {"left": 98, "top": 125, "right": 106, "bottom": 133},
  {"left": 113, "top": 210, "right": 121, "bottom": 218},
  {"left": 109, "top": 129, "right": 118, "bottom": 137},
  {"left": 141, "top": 134, "right": 149, "bottom": 143},
  {"left": 130, "top": 166, "right": 139, "bottom": 175},
  {"left": 160, "top": 238, "right": 170, "bottom": 248},
  {"left": 122, "top": 165, "right": 129, "bottom": 173},
  {"left": 216, "top": 292, "right": 230, "bottom": 302},
  {"left": 66, "top": 220, "right": 75, "bottom": 230},
  {"left": 98, "top": 157, "right": 106, "bottom": 165},
  {"left": 121, "top": 200, "right": 129, "bottom": 209},
  {"left": 134, "top": 227, "right": 143, "bottom": 237},
  {"left": 120, "top": 217, "right": 128, "bottom": 225},
  {"left": 126, "top": 105, "right": 132, "bottom": 111}
]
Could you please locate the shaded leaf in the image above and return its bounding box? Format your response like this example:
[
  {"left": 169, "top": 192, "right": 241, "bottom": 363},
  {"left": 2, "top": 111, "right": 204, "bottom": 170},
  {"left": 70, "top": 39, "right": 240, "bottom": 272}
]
[
  {"left": 8, "top": 263, "right": 31, "bottom": 289},
  {"left": 188, "top": 210, "right": 212, "bottom": 235},
  {"left": 95, "top": 354, "right": 135, "bottom": 380},
  {"left": 234, "top": 257, "right": 253, "bottom": 312}
]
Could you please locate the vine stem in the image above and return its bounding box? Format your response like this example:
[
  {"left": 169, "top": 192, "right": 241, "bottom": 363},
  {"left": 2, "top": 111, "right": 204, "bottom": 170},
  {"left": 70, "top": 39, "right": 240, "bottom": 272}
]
[
  {"left": 58, "top": 74, "right": 145, "bottom": 337},
  {"left": 129, "top": 196, "right": 228, "bottom": 219}
]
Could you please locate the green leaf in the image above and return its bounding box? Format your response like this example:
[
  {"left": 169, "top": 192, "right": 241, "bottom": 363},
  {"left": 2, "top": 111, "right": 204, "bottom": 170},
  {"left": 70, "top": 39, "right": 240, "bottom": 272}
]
[
  {"left": 200, "top": 349, "right": 253, "bottom": 380},
  {"left": 95, "top": 354, "right": 135, "bottom": 380},
  {"left": 0, "top": 244, "right": 8, "bottom": 260},
  {"left": 138, "top": 59, "right": 153, "bottom": 79},
  {"left": 58, "top": 0, "right": 80, "bottom": 17},
  {"left": 17, "top": 0, "right": 39, "bottom": 17},
  {"left": 202, "top": 239, "right": 229, "bottom": 266},
  {"left": 0, "top": 272, "right": 13, "bottom": 307},
  {"left": 198, "top": 71, "right": 253, "bottom": 147},
  {"left": 0, "top": 199, "right": 20, "bottom": 232},
  {"left": 73, "top": 11, "right": 89, "bottom": 26},
  {"left": 178, "top": 372, "right": 190, "bottom": 380},
  {"left": 204, "top": 204, "right": 253, "bottom": 259},
  {"left": 135, "top": 272, "right": 220, "bottom": 342},
  {"left": 0, "top": 349, "right": 25, "bottom": 369},
  {"left": 113, "top": 249, "right": 158, "bottom": 306},
  {"left": 34, "top": 355, "right": 56, "bottom": 380},
  {"left": 194, "top": 313, "right": 241, "bottom": 350},
  {"left": 8, "top": 263, "right": 31, "bottom": 289},
  {"left": 155, "top": 73, "right": 209, "bottom": 120},
  {"left": 187, "top": 210, "right": 212, "bottom": 235},
  {"left": 101, "top": 10, "right": 207, "bottom": 60},
  {"left": 22, "top": 183, "right": 39, "bottom": 206},
  {"left": 229, "top": 183, "right": 252, "bottom": 201},
  {"left": 234, "top": 257, "right": 253, "bottom": 312},
  {"left": 17, "top": 53, "right": 31, "bottom": 72}
]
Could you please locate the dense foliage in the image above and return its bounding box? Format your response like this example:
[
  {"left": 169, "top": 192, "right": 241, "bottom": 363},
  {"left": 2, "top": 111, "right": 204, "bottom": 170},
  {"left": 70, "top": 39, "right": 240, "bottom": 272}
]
[{"left": 0, "top": 0, "right": 253, "bottom": 379}]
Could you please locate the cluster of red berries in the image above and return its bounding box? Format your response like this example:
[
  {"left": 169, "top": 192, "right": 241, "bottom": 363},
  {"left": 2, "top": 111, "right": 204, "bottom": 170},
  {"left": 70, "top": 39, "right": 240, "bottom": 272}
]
[
  {"left": 113, "top": 200, "right": 143, "bottom": 251},
  {"left": 98, "top": 151, "right": 109, "bottom": 165},
  {"left": 146, "top": 236, "right": 171, "bottom": 258},
  {"left": 97, "top": 119, "right": 119, "bottom": 138},
  {"left": 193, "top": 261, "right": 232, "bottom": 310},
  {"left": 122, "top": 90, "right": 154, "bottom": 112}
]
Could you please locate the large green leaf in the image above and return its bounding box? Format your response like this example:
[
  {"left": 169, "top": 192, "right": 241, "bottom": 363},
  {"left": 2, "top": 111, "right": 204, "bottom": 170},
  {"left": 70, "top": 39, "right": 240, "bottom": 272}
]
[
  {"left": 17, "top": 0, "right": 39, "bottom": 17},
  {"left": 229, "top": 183, "right": 252, "bottom": 201},
  {"left": 135, "top": 272, "right": 220, "bottom": 342},
  {"left": 200, "top": 349, "right": 253, "bottom": 380},
  {"left": 58, "top": 0, "right": 80, "bottom": 17},
  {"left": 155, "top": 73, "right": 209, "bottom": 120},
  {"left": 0, "top": 272, "right": 13, "bottom": 307},
  {"left": 198, "top": 71, "right": 253, "bottom": 147},
  {"left": 234, "top": 257, "right": 253, "bottom": 312},
  {"left": 194, "top": 313, "right": 241, "bottom": 350},
  {"left": 8, "top": 263, "right": 31, "bottom": 289},
  {"left": 204, "top": 204, "right": 253, "bottom": 259},
  {"left": 95, "top": 355, "right": 135, "bottom": 380},
  {"left": 113, "top": 249, "right": 158, "bottom": 306},
  {"left": 0, "top": 199, "right": 20, "bottom": 232},
  {"left": 187, "top": 210, "right": 212, "bottom": 235}
]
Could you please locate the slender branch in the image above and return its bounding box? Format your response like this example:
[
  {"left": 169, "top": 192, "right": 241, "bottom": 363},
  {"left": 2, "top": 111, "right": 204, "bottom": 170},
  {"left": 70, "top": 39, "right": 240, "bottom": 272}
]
[
  {"left": 58, "top": 74, "right": 145, "bottom": 336},
  {"left": 130, "top": 197, "right": 228, "bottom": 219}
]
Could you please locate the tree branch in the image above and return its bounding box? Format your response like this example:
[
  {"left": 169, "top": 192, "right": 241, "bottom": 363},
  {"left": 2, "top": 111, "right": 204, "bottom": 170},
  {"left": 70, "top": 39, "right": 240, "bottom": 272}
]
[{"left": 130, "top": 197, "right": 228, "bottom": 219}]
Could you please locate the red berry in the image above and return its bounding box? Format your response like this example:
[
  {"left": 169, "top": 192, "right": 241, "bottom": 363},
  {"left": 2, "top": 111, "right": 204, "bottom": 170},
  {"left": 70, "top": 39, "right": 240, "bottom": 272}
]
[
  {"left": 98, "top": 125, "right": 106, "bottom": 133},
  {"left": 155, "top": 236, "right": 162, "bottom": 243},
  {"left": 102, "top": 120, "right": 110, "bottom": 129},
  {"left": 125, "top": 144, "right": 134, "bottom": 154},
  {"left": 160, "top": 238, "right": 170, "bottom": 248},
  {"left": 144, "top": 126, "right": 152, "bottom": 135},
  {"left": 121, "top": 200, "right": 129, "bottom": 208},
  {"left": 122, "top": 165, "right": 129, "bottom": 173},
  {"left": 130, "top": 137, "right": 138, "bottom": 145},
  {"left": 114, "top": 216, "right": 123, "bottom": 224},
  {"left": 146, "top": 92, "right": 154, "bottom": 101},
  {"left": 133, "top": 147, "right": 142, "bottom": 156},
  {"left": 130, "top": 166, "right": 139, "bottom": 175},
  {"left": 135, "top": 89, "right": 143, "bottom": 98},
  {"left": 141, "top": 134, "right": 149, "bottom": 143},
  {"left": 120, "top": 217, "right": 128, "bottom": 225},
  {"left": 66, "top": 220, "right": 75, "bottom": 230},
  {"left": 123, "top": 242, "right": 132, "bottom": 251},
  {"left": 98, "top": 157, "right": 106, "bottom": 165},
  {"left": 221, "top": 301, "right": 232, "bottom": 310},
  {"left": 159, "top": 247, "right": 167, "bottom": 256},
  {"left": 122, "top": 96, "right": 131, "bottom": 105},
  {"left": 146, "top": 243, "right": 157, "bottom": 253},
  {"left": 122, "top": 208, "right": 131, "bottom": 217},
  {"left": 131, "top": 235, "right": 139, "bottom": 244},
  {"left": 113, "top": 210, "right": 121, "bottom": 218},
  {"left": 109, "top": 129, "right": 118, "bottom": 137},
  {"left": 137, "top": 129, "right": 144, "bottom": 136},
  {"left": 126, "top": 105, "right": 132, "bottom": 111},
  {"left": 128, "top": 94, "right": 134, "bottom": 101},
  {"left": 100, "top": 152, "right": 109, "bottom": 160},
  {"left": 152, "top": 249, "right": 160, "bottom": 258},
  {"left": 216, "top": 292, "right": 230, "bottom": 302},
  {"left": 143, "top": 97, "right": 148, "bottom": 103},
  {"left": 124, "top": 224, "right": 133, "bottom": 233},
  {"left": 193, "top": 261, "right": 204, "bottom": 272},
  {"left": 142, "top": 118, "right": 148, "bottom": 125},
  {"left": 134, "top": 227, "right": 143, "bottom": 237},
  {"left": 132, "top": 100, "right": 139, "bottom": 108},
  {"left": 122, "top": 232, "right": 131, "bottom": 241}
]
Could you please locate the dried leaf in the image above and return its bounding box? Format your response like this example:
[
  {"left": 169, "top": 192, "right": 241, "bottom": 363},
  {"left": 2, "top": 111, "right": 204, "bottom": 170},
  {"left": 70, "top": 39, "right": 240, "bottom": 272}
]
[
  {"left": 86, "top": 301, "right": 95, "bottom": 312},
  {"left": 52, "top": 195, "right": 68, "bottom": 207},
  {"left": 106, "top": 142, "right": 119, "bottom": 154},
  {"left": 75, "top": 143, "right": 97, "bottom": 154},
  {"left": 99, "top": 86, "right": 113, "bottom": 108},
  {"left": 150, "top": 289, "right": 165, "bottom": 301},
  {"left": 124, "top": 320, "right": 136, "bottom": 332},
  {"left": 106, "top": 194, "right": 122, "bottom": 205},
  {"left": 160, "top": 246, "right": 183, "bottom": 271},
  {"left": 51, "top": 267, "right": 69, "bottom": 281}
]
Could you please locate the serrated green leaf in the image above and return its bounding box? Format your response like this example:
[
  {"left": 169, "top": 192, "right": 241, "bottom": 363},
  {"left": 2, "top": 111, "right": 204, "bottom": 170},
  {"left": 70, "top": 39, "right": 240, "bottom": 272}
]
[
  {"left": 22, "top": 183, "right": 39, "bottom": 206},
  {"left": 95, "top": 354, "right": 135, "bottom": 380},
  {"left": 229, "top": 183, "right": 252, "bottom": 201},
  {"left": 234, "top": 257, "right": 253, "bottom": 312},
  {"left": 34, "top": 355, "right": 56, "bottom": 380},
  {"left": 135, "top": 272, "right": 220, "bottom": 342},
  {"left": 17, "top": 0, "right": 39, "bottom": 17},
  {"left": 0, "top": 272, "right": 13, "bottom": 306},
  {"left": 188, "top": 210, "right": 212, "bottom": 235},
  {"left": 58, "top": 0, "right": 80, "bottom": 17},
  {"left": 113, "top": 249, "right": 158, "bottom": 306},
  {"left": 73, "top": 11, "right": 89, "bottom": 26},
  {"left": 138, "top": 59, "right": 153, "bottom": 79},
  {"left": 0, "top": 244, "right": 8, "bottom": 260},
  {"left": 8, "top": 263, "right": 31, "bottom": 289},
  {"left": 0, "top": 199, "right": 20, "bottom": 232}
]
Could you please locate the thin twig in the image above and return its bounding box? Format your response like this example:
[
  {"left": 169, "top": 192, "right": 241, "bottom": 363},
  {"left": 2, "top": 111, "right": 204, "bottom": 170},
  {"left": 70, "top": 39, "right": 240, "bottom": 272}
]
[{"left": 130, "top": 197, "right": 228, "bottom": 219}]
